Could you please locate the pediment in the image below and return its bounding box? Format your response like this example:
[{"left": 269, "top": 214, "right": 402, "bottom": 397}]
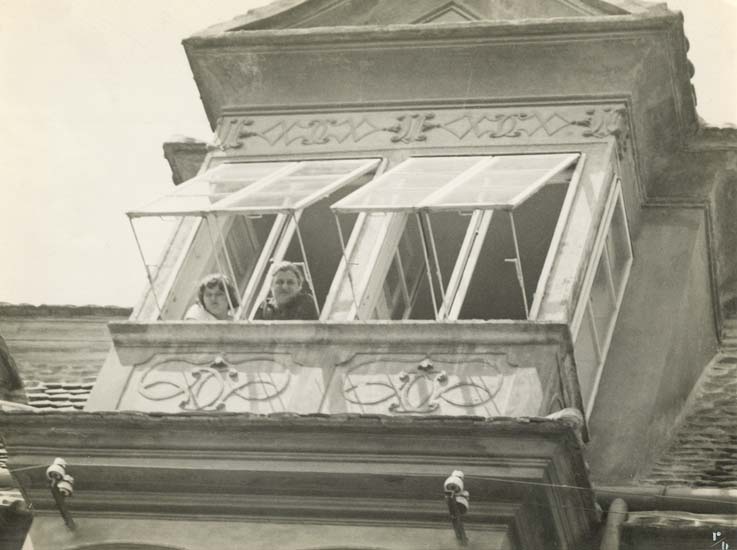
[{"left": 210, "top": 0, "right": 662, "bottom": 32}]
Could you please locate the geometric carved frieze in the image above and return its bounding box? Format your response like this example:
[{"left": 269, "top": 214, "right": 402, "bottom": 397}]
[
  {"left": 213, "top": 104, "right": 628, "bottom": 154},
  {"left": 326, "top": 352, "right": 546, "bottom": 417},
  {"left": 120, "top": 353, "right": 322, "bottom": 414}
]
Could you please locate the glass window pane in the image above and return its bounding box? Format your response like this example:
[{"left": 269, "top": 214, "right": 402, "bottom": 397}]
[
  {"left": 221, "top": 158, "right": 379, "bottom": 213},
  {"left": 166, "top": 213, "right": 278, "bottom": 321},
  {"left": 218, "top": 215, "right": 274, "bottom": 299},
  {"left": 574, "top": 307, "right": 601, "bottom": 406},
  {"left": 457, "top": 181, "right": 568, "bottom": 320},
  {"left": 130, "top": 162, "right": 294, "bottom": 216},
  {"left": 425, "top": 153, "right": 578, "bottom": 210},
  {"left": 332, "top": 157, "right": 483, "bottom": 212},
  {"left": 589, "top": 255, "right": 616, "bottom": 345},
  {"left": 605, "top": 197, "right": 632, "bottom": 298},
  {"left": 208, "top": 162, "right": 294, "bottom": 196},
  {"left": 290, "top": 159, "right": 373, "bottom": 176},
  {"left": 370, "top": 215, "right": 436, "bottom": 320},
  {"left": 261, "top": 180, "right": 363, "bottom": 312}
]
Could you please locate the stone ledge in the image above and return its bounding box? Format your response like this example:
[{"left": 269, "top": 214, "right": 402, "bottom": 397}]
[{"left": 0, "top": 303, "right": 131, "bottom": 318}]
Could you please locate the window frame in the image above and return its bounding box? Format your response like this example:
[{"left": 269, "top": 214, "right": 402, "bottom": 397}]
[
  {"left": 570, "top": 177, "right": 633, "bottom": 417},
  {"left": 128, "top": 158, "right": 380, "bottom": 321},
  {"left": 328, "top": 153, "right": 582, "bottom": 322}
]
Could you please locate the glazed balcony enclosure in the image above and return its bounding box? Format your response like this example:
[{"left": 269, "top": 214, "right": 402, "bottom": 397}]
[
  {"left": 5, "top": 5, "right": 715, "bottom": 549},
  {"left": 93, "top": 111, "right": 634, "bottom": 420}
]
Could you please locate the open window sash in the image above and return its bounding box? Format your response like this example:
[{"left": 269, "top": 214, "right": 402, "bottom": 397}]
[
  {"left": 331, "top": 154, "right": 579, "bottom": 321},
  {"left": 128, "top": 159, "right": 379, "bottom": 218},
  {"left": 331, "top": 154, "right": 577, "bottom": 213},
  {"left": 127, "top": 162, "right": 297, "bottom": 218},
  {"left": 127, "top": 158, "right": 380, "bottom": 320}
]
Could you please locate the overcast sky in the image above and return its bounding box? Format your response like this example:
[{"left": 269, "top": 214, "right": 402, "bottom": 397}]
[{"left": 0, "top": 0, "right": 735, "bottom": 307}]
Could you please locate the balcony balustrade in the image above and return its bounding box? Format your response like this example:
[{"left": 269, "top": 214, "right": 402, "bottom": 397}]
[{"left": 94, "top": 321, "right": 582, "bottom": 420}]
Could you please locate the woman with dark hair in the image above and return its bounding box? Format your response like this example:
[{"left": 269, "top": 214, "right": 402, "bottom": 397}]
[
  {"left": 184, "top": 273, "right": 239, "bottom": 321},
  {"left": 253, "top": 262, "right": 318, "bottom": 320}
]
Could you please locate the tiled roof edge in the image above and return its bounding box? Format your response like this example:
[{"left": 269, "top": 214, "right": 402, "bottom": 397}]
[{"left": 0, "top": 303, "right": 132, "bottom": 318}]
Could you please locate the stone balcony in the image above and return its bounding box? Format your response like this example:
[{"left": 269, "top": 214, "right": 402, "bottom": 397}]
[
  {"left": 3, "top": 320, "right": 595, "bottom": 550},
  {"left": 90, "top": 321, "right": 583, "bottom": 420}
]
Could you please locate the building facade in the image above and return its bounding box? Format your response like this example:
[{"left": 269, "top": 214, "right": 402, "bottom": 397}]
[{"left": 1, "top": 0, "right": 736, "bottom": 549}]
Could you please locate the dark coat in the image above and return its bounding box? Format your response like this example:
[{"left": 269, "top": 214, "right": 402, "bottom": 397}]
[{"left": 253, "top": 292, "right": 319, "bottom": 320}]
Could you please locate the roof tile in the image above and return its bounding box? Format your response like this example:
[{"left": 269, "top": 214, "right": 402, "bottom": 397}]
[{"left": 643, "top": 350, "right": 737, "bottom": 489}]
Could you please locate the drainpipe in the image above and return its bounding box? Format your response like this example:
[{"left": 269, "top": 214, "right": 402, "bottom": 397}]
[{"left": 599, "top": 498, "right": 627, "bottom": 550}]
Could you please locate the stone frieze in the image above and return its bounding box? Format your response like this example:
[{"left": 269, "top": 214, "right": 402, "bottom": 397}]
[
  {"left": 117, "top": 348, "right": 551, "bottom": 417},
  {"left": 212, "top": 105, "right": 628, "bottom": 153}
]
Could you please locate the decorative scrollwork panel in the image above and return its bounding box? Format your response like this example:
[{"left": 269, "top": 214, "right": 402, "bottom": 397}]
[
  {"left": 120, "top": 354, "right": 324, "bottom": 414},
  {"left": 325, "top": 354, "right": 543, "bottom": 417}
]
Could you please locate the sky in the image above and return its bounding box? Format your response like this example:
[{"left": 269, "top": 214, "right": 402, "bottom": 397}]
[{"left": 0, "top": 0, "right": 735, "bottom": 307}]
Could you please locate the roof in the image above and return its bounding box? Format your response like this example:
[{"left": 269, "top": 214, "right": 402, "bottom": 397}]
[
  {"left": 643, "top": 349, "right": 737, "bottom": 489},
  {"left": 23, "top": 381, "right": 96, "bottom": 411},
  {"left": 622, "top": 511, "right": 737, "bottom": 549},
  {"left": 0, "top": 303, "right": 130, "bottom": 411},
  {"left": 196, "top": 0, "right": 666, "bottom": 34}
]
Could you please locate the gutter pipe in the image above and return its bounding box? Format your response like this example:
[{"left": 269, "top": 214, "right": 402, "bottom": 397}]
[{"left": 595, "top": 485, "right": 737, "bottom": 515}]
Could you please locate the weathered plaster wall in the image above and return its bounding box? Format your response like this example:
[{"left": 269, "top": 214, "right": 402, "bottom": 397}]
[
  {"left": 585, "top": 206, "right": 718, "bottom": 483},
  {"left": 27, "top": 515, "right": 510, "bottom": 550},
  {"left": 650, "top": 133, "right": 737, "bottom": 319},
  {"left": 708, "top": 150, "right": 737, "bottom": 317}
]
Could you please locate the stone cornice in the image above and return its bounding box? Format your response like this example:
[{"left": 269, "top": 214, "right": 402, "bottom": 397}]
[
  {"left": 685, "top": 126, "right": 737, "bottom": 152},
  {"left": 194, "top": 0, "right": 661, "bottom": 35},
  {"left": 2, "top": 412, "right": 596, "bottom": 546},
  {"left": 0, "top": 409, "right": 584, "bottom": 437},
  {"left": 108, "top": 320, "right": 571, "bottom": 349},
  {"left": 1, "top": 412, "right": 589, "bottom": 511},
  {"left": 186, "top": 12, "right": 683, "bottom": 47}
]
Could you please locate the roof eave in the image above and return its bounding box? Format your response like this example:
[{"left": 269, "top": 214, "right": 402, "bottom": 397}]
[{"left": 184, "top": 10, "right": 682, "bottom": 46}]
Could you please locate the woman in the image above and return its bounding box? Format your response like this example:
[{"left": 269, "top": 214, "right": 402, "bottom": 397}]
[
  {"left": 184, "top": 273, "right": 239, "bottom": 321},
  {"left": 254, "top": 262, "right": 318, "bottom": 320}
]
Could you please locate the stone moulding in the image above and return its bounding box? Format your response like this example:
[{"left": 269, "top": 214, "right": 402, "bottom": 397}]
[
  {"left": 105, "top": 321, "right": 572, "bottom": 418},
  {"left": 108, "top": 320, "right": 571, "bottom": 348},
  {"left": 211, "top": 104, "right": 630, "bottom": 154},
  {"left": 186, "top": 13, "right": 684, "bottom": 46},
  {"left": 0, "top": 412, "right": 597, "bottom": 550}
]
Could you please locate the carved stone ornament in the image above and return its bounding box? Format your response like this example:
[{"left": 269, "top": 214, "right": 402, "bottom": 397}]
[
  {"left": 136, "top": 355, "right": 291, "bottom": 412},
  {"left": 213, "top": 105, "right": 630, "bottom": 153},
  {"left": 341, "top": 356, "right": 510, "bottom": 415},
  {"left": 575, "top": 106, "right": 630, "bottom": 159}
]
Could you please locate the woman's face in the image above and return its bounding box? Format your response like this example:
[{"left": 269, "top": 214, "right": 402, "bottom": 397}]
[
  {"left": 271, "top": 270, "right": 301, "bottom": 306},
  {"left": 202, "top": 285, "right": 230, "bottom": 319}
]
